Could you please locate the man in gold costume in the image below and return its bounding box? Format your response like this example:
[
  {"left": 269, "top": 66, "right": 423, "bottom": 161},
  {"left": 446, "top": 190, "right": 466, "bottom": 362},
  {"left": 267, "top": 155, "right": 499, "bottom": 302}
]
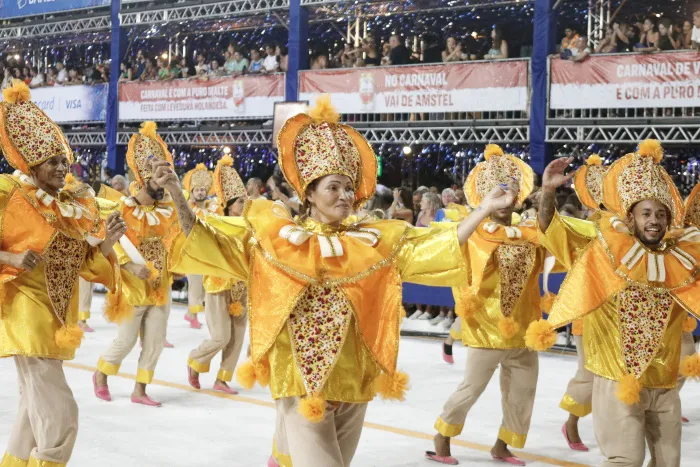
[{"left": 527, "top": 140, "right": 699, "bottom": 466}]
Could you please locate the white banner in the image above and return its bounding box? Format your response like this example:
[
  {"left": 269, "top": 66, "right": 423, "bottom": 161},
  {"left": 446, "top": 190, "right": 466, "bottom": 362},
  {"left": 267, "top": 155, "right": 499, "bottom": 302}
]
[{"left": 0, "top": 84, "right": 108, "bottom": 122}]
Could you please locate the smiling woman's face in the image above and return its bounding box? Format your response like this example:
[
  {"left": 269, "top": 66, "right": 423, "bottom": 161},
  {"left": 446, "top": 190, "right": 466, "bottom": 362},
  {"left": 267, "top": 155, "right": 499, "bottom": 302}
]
[{"left": 306, "top": 174, "right": 355, "bottom": 226}]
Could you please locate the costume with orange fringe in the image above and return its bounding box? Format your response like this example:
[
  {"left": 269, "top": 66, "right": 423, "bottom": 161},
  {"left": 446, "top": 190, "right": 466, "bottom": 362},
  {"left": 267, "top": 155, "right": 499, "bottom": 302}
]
[
  {"left": 0, "top": 80, "right": 121, "bottom": 467},
  {"left": 96, "top": 121, "right": 181, "bottom": 392},
  {"left": 170, "top": 96, "right": 468, "bottom": 467},
  {"left": 526, "top": 140, "right": 699, "bottom": 466},
  {"left": 433, "top": 144, "right": 547, "bottom": 452},
  {"left": 186, "top": 156, "right": 249, "bottom": 390}
]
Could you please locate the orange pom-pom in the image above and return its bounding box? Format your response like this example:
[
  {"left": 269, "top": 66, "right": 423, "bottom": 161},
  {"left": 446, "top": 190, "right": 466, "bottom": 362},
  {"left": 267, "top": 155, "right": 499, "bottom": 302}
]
[
  {"left": 484, "top": 144, "right": 504, "bottom": 160},
  {"left": 683, "top": 316, "right": 697, "bottom": 333},
  {"left": 525, "top": 319, "right": 557, "bottom": 351},
  {"left": 297, "top": 396, "right": 326, "bottom": 423},
  {"left": 103, "top": 292, "right": 134, "bottom": 323},
  {"left": 680, "top": 353, "right": 700, "bottom": 380},
  {"left": 375, "top": 371, "right": 410, "bottom": 401},
  {"left": 2, "top": 80, "right": 31, "bottom": 104},
  {"left": 145, "top": 262, "right": 160, "bottom": 282},
  {"left": 254, "top": 360, "right": 271, "bottom": 387},
  {"left": 228, "top": 301, "right": 244, "bottom": 317},
  {"left": 540, "top": 292, "right": 556, "bottom": 314},
  {"left": 64, "top": 173, "right": 77, "bottom": 185},
  {"left": 55, "top": 324, "right": 84, "bottom": 350},
  {"left": 308, "top": 94, "right": 340, "bottom": 123},
  {"left": 637, "top": 139, "right": 663, "bottom": 163},
  {"left": 139, "top": 121, "right": 158, "bottom": 138},
  {"left": 615, "top": 374, "right": 642, "bottom": 405},
  {"left": 586, "top": 154, "right": 603, "bottom": 166},
  {"left": 219, "top": 155, "right": 234, "bottom": 167},
  {"left": 498, "top": 316, "right": 520, "bottom": 340},
  {"left": 235, "top": 359, "right": 257, "bottom": 389},
  {"left": 455, "top": 288, "right": 482, "bottom": 320},
  {"left": 150, "top": 287, "right": 167, "bottom": 307}
]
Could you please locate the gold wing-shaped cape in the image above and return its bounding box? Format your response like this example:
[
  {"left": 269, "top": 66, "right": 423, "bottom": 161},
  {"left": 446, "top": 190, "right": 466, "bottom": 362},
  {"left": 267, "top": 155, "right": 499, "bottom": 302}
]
[
  {"left": 244, "top": 200, "right": 411, "bottom": 376},
  {"left": 545, "top": 212, "right": 700, "bottom": 329}
]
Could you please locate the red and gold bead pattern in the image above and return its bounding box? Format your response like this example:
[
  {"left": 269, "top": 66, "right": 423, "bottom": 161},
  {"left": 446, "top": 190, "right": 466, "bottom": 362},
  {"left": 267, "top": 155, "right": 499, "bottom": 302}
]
[
  {"left": 496, "top": 243, "right": 536, "bottom": 318},
  {"left": 3, "top": 101, "right": 70, "bottom": 168}
]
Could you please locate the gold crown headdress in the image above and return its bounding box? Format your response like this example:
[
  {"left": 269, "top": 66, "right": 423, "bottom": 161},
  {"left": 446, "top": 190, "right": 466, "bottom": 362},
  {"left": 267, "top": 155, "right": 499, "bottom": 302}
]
[
  {"left": 602, "top": 139, "right": 684, "bottom": 227},
  {"left": 0, "top": 80, "right": 72, "bottom": 174},
  {"left": 183, "top": 163, "right": 215, "bottom": 195},
  {"left": 277, "top": 95, "right": 377, "bottom": 208},
  {"left": 213, "top": 155, "right": 246, "bottom": 204},
  {"left": 463, "top": 144, "right": 534, "bottom": 209},
  {"left": 685, "top": 182, "right": 700, "bottom": 228},
  {"left": 573, "top": 154, "right": 609, "bottom": 210},
  {"left": 126, "top": 121, "right": 173, "bottom": 187}
]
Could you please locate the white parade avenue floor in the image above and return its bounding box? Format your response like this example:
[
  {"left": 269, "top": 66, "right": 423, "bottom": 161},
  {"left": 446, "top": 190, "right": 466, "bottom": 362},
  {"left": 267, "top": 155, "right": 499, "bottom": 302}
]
[{"left": 1, "top": 295, "right": 699, "bottom": 467}]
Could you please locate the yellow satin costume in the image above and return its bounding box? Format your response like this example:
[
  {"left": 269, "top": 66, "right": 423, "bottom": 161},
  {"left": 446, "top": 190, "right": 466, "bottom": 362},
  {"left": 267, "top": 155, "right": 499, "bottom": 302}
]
[{"left": 172, "top": 199, "right": 466, "bottom": 403}]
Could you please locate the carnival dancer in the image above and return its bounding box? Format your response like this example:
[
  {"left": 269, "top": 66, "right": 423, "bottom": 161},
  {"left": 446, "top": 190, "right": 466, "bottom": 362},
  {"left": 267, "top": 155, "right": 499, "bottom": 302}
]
[
  {"left": 160, "top": 96, "right": 517, "bottom": 467},
  {"left": 554, "top": 154, "right": 609, "bottom": 451},
  {"left": 526, "top": 140, "right": 700, "bottom": 467},
  {"left": 93, "top": 121, "right": 180, "bottom": 407},
  {"left": 185, "top": 156, "right": 248, "bottom": 394},
  {"left": 429, "top": 144, "right": 553, "bottom": 466},
  {"left": 0, "top": 80, "right": 125, "bottom": 467},
  {"left": 182, "top": 163, "right": 219, "bottom": 329},
  {"left": 677, "top": 181, "right": 700, "bottom": 423}
]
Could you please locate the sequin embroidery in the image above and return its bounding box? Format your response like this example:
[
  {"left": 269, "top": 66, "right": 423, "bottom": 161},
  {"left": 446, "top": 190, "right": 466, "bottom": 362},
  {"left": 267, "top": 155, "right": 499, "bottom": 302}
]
[
  {"left": 229, "top": 280, "right": 246, "bottom": 302},
  {"left": 496, "top": 243, "right": 536, "bottom": 317},
  {"left": 3, "top": 101, "right": 70, "bottom": 168},
  {"left": 288, "top": 284, "right": 353, "bottom": 395},
  {"left": 618, "top": 285, "right": 674, "bottom": 379},
  {"left": 476, "top": 156, "right": 522, "bottom": 200},
  {"left": 617, "top": 156, "right": 675, "bottom": 221},
  {"left": 220, "top": 165, "right": 246, "bottom": 202},
  {"left": 137, "top": 238, "right": 167, "bottom": 289},
  {"left": 43, "top": 232, "right": 88, "bottom": 322},
  {"left": 585, "top": 165, "right": 606, "bottom": 206}
]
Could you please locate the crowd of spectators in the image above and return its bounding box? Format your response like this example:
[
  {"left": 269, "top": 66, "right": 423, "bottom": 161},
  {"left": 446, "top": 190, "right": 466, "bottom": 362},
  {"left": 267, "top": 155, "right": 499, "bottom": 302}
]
[
  {"left": 0, "top": 59, "right": 109, "bottom": 89},
  {"left": 118, "top": 43, "right": 288, "bottom": 83},
  {"left": 558, "top": 9, "right": 700, "bottom": 62}
]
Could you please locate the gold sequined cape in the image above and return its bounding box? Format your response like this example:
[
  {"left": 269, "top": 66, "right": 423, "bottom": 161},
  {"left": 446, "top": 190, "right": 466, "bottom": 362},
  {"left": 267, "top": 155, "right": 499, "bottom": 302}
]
[
  {"left": 0, "top": 175, "right": 119, "bottom": 359},
  {"left": 113, "top": 196, "right": 179, "bottom": 306},
  {"left": 541, "top": 212, "right": 699, "bottom": 388},
  {"left": 454, "top": 221, "right": 550, "bottom": 349},
  {"left": 171, "top": 199, "right": 467, "bottom": 402}
]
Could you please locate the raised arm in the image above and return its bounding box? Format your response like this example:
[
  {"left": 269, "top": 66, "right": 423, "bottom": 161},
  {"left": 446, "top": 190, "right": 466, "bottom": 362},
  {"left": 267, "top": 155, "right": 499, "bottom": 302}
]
[
  {"left": 538, "top": 157, "right": 574, "bottom": 231},
  {"left": 456, "top": 181, "right": 518, "bottom": 244},
  {"left": 151, "top": 159, "right": 196, "bottom": 236}
]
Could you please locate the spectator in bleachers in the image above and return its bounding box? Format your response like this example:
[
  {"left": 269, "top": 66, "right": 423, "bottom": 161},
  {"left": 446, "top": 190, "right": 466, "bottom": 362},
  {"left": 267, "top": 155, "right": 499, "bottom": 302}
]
[
  {"left": 635, "top": 17, "right": 659, "bottom": 52},
  {"left": 21, "top": 67, "right": 31, "bottom": 86},
  {"left": 142, "top": 58, "right": 157, "bottom": 81},
  {"left": 681, "top": 20, "right": 693, "bottom": 48},
  {"left": 248, "top": 49, "right": 264, "bottom": 73},
  {"left": 656, "top": 19, "right": 679, "bottom": 50},
  {"left": 225, "top": 49, "right": 249, "bottom": 76},
  {"left": 28, "top": 67, "right": 44, "bottom": 88},
  {"left": 263, "top": 44, "right": 279, "bottom": 73},
  {"left": 311, "top": 54, "right": 329, "bottom": 70},
  {"left": 156, "top": 58, "right": 169, "bottom": 81},
  {"left": 277, "top": 45, "right": 289, "bottom": 72},
  {"left": 595, "top": 25, "right": 617, "bottom": 53},
  {"left": 388, "top": 187, "right": 414, "bottom": 223},
  {"left": 484, "top": 26, "right": 508, "bottom": 59},
  {"left": 359, "top": 38, "right": 381, "bottom": 66},
  {"left": 567, "top": 36, "right": 591, "bottom": 62},
  {"left": 692, "top": 10, "right": 700, "bottom": 50},
  {"left": 56, "top": 62, "right": 69, "bottom": 85},
  {"left": 434, "top": 188, "right": 456, "bottom": 222},
  {"left": 119, "top": 62, "right": 132, "bottom": 82},
  {"left": 381, "top": 42, "right": 392, "bottom": 65},
  {"left": 335, "top": 42, "right": 356, "bottom": 68},
  {"left": 67, "top": 68, "right": 83, "bottom": 85},
  {"left": 45, "top": 68, "right": 57, "bottom": 86},
  {"left": 612, "top": 22, "right": 637, "bottom": 53},
  {"left": 195, "top": 53, "right": 210, "bottom": 74},
  {"left": 443, "top": 36, "right": 467, "bottom": 62},
  {"left": 134, "top": 51, "right": 146, "bottom": 80},
  {"left": 561, "top": 26, "right": 580, "bottom": 50},
  {"left": 422, "top": 34, "right": 443, "bottom": 63},
  {"left": 209, "top": 59, "right": 224, "bottom": 77},
  {"left": 179, "top": 57, "right": 194, "bottom": 79},
  {"left": 389, "top": 34, "right": 412, "bottom": 65}
]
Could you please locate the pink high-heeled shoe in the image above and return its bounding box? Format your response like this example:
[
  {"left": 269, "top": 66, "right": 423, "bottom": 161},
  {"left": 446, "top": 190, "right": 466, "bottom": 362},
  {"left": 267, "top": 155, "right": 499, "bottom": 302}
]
[
  {"left": 189, "top": 316, "right": 202, "bottom": 329},
  {"left": 561, "top": 423, "right": 589, "bottom": 451},
  {"left": 130, "top": 394, "right": 162, "bottom": 407},
  {"left": 213, "top": 382, "right": 238, "bottom": 395},
  {"left": 93, "top": 373, "right": 111, "bottom": 401}
]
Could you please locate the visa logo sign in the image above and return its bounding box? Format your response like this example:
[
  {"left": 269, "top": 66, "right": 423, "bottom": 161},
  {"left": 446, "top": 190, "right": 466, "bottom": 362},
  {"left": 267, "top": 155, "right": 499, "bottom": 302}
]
[{"left": 65, "top": 99, "right": 82, "bottom": 109}]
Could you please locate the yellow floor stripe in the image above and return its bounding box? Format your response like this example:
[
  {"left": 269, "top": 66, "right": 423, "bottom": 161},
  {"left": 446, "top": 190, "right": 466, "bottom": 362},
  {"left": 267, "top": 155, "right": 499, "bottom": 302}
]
[{"left": 68, "top": 362, "right": 591, "bottom": 467}]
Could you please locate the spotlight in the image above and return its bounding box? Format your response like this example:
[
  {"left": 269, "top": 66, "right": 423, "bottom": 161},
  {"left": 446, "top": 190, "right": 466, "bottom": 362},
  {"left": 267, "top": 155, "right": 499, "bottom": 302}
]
[
  {"left": 223, "top": 146, "right": 231, "bottom": 154},
  {"left": 161, "top": 52, "right": 169, "bottom": 60},
  {"left": 402, "top": 146, "right": 412, "bottom": 155}
]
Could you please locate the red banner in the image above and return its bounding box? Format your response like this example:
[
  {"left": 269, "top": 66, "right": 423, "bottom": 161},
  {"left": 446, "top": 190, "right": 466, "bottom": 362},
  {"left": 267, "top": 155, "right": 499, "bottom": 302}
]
[
  {"left": 118, "top": 74, "right": 285, "bottom": 120},
  {"left": 299, "top": 60, "right": 529, "bottom": 113},
  {"left": 550, "top": 52, "right": 700, "bottom": 109}
]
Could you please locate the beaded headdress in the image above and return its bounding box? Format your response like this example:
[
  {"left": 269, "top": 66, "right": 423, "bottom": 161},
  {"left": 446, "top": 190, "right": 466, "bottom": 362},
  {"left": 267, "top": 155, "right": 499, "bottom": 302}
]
[
  {"left": 126, "top": 121, "right": 173, "bottom": 187},
  {"left": 183, "top": 163, "right": 215, "bottom": 195},
  {"left": 573, "top": 154, "right": 608, "bottom": 210},
  {"left": 213, "top": 155, "right": 246, "bottom": 204}
]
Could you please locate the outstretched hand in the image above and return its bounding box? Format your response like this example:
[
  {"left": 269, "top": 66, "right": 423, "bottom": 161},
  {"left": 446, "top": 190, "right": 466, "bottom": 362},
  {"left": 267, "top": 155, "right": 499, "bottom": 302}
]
[
  {"left": 150, "top": 159, "right": 179, "bottom": 192},
  {"left": 542, "top": 157, "right": 575, "bottom": 191}
]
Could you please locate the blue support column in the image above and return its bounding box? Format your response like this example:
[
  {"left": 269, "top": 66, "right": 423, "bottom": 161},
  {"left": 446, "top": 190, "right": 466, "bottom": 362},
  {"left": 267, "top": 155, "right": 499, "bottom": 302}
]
[
  {"left": 286, "top": 0, "right": 309, "bottom": 101},
  {"left": 529, "top": 0, "right": 557, "bottom": 175},
  {"left": 106, "top": 0, "right": 126, "bottom": 175}
]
